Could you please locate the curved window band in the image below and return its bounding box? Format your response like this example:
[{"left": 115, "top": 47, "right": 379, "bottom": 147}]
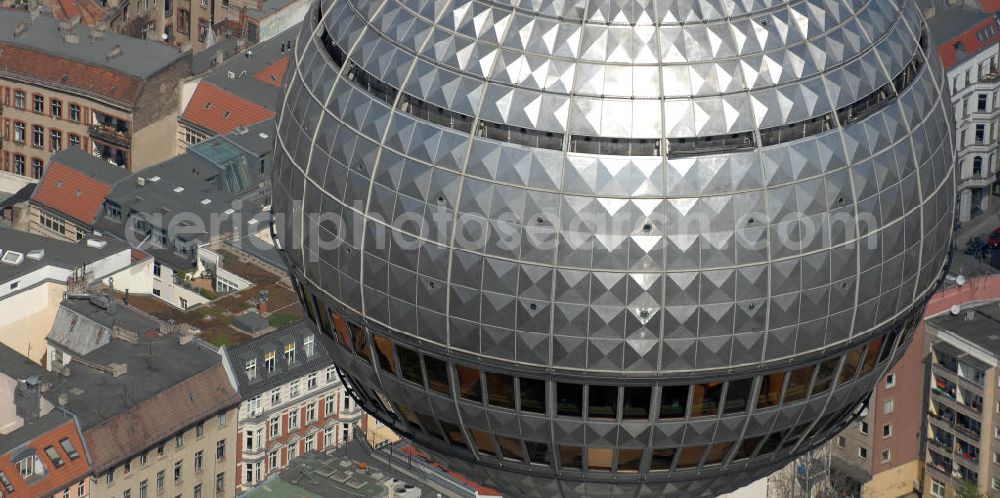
[{"left": 319, "top": 26, "right": 929, "bottom": 158}]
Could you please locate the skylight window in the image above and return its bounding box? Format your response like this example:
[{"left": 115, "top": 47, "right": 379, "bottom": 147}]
[
  {"left": 59, "top": 438, "right": 79, "bottom": 459},
  {"left": 174, "top": 187, "right": 185, "bottom": 193}
]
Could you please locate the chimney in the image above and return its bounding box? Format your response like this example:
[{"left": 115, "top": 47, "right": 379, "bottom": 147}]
[
  {"left": 179, "top": 333, "right": 193, "bottom": 345},
  {"left": 14, "top": 376, "right": 41, "bottom": 421},
  {"left": 109, "top": 363, "right": 128, "bottom": 378},
  {"left": 258, "top": 300, "right": 268, "bottom": 314},
  {"left": 966, "top": 310, "right": 976, "bottom": 321},
  {"left": 106, "top": 45, "right": 122, "bottom": 61},
  {"left": 58, "top": 393, "right": 68, "bottom": 406},
  {"left": 214, "top": 49, "right": 224, "bottom": 66}
]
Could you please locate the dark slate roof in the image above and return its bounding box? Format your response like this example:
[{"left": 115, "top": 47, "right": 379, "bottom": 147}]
[
  {"left": 223, "top": 320, "right": 333, "bottom": 399},
  {"left": 0, "top": 227, "right": 126, "bottom": 285},
  {"left": 199, "top": 25, "right": 298, "bottom": 110},
  {"left": 0, "top": 183, "right": 33, "bottom": 209},
  {"left": 928, "top": 303, "right": 1000, "bottom": 356},
  {"left": 233, "top": 310, "right": 270, "bottom": 333}
]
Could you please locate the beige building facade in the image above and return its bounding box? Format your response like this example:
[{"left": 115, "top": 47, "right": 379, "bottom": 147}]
[{"left": 90, "top": 406, "right": 239, "bottom": 498}]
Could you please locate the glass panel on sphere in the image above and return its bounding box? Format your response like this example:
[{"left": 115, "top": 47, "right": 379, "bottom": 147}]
[
  {"left": 703, "top": 442, "right": 733, "bottom": 465},
  {"left": 397, "top": 345, "right": 423, "bottom": 384},
  {"left": 733, "top": 436, "right": 764, "bottom": 460},
  {"left": 486, "top": 372, "right": 516, "bottom": 409},
  {"left": 757, "top": 372, "right": 785, "bottom": 409},
  {"left": 861, "top": 335, "right": 885, "bottom": 375},
  {"left": 622, "top": 386, "right": 652, "bottom": 419},
  {"left": 691, "top": 382, "right": 723, "bottom": 416},
  {"left": 812, "top": 358, "right": 840, "bottom": 395},
  {"left": 519, "top": 377, "right": 546, "bottom": 414},
  {"left": 618, "top": 449, "right": 643, "bottom": 473},
  {"left": 649, "top": 448, "right": 675, "bottom": 471},
  {"left": 418, "top": 414, "right": 444, "bottom": 440},
  {"left": 524, "top": 441, "right": 552, "bottom": 465},
  {"left": 372, "top": 335, "right": 398, "bottom": 374},
  {"left": 393, "top": 402, "right": 420, "bottom": 427},
  {"left": 470, "top": 429, "right": 497, "bottom": 456},
  {"left": 350, "top": 324, "right": 372, "bottom": 363},
  {"left": 424, "top": 355, "right": 450, "bottom": 394},
  {"left": 559, "top": 445, "right": 583, "bottom": 469},
  {"left": 676, "top": 446, "right": 705, "bottom": 469},
  {"left": 659, "top": 385, "right": 689, "bottom": 418},
  {"left": 722, "top": 378, "right": 754, "bottom": 414},
  {"left": 756, "top": 431, "right": 788, "bottom": 455},
  {"left": 557, "top": 383, "right": 584, "bottom": 417},
  {"left": 588, "top": 385, "right": 619, "bottom": 419},
  {"left": 456, "top": 365, "right": 483, "bottom": 402},
  {"left": 783, "top": 365, "right": 814, "bottom": 403},
  {"left": 497, "top": 436, "right": 525, "bottom": 461},
  {"left": 331, "top": 312, "right": 352, "bottom": 349},
  {"left": 440, "top": 420, "right": 467, "bottom": 448},
  {"left": 839, "top": 345, "right": 865, "bottom": 384},
  {"left": 587, "top": 448, "right": 613, "bottom": 471}
]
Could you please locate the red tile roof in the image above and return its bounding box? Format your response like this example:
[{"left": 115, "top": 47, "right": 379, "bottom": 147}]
[
  {"left": 181, "top": 81, "right": 275, "bottom": 135},
  {"left": 937, "top": 15, "right": 1000, "bottom": 70},
  {"left": 981, "top": 0, "right": 1000, "bottom": 13},
  {"left": 0, "top": 417, "right": 92, "bottom": 498},
  {"left": 83, "top": 363, "right": 240, "bottom": 473},
  {"left": 0, "top": 43, "right": 144, "bottom": 107},
  {"left": 254, "top": 56, "right": 289, "bottom": 88},
  {"left": 32, "top": 160, "right": 115, "bottom": 225}
]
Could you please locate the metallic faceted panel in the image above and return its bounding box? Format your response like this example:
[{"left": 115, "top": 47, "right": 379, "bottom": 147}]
[{"left": 271, "top": 0, "right": 956, "bottom": 495}]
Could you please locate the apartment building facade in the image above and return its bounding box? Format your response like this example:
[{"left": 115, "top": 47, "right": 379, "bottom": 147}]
[
  {"left": 223, "top": 321, "right": 362, "bottom": 493},
  {"left": 924, "top": 303, "right": 1000, "bottom": 498},
  {"left": 0, "top": 12, "right": 190, "bottom": 176}
]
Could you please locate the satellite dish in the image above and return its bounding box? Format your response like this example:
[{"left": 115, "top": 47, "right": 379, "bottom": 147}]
[
  {"left": 956, "top": 275, "right": 967, "bottom": 286},
  {"left": 951, "top": 305, "right": 961, "bottom": 315}
]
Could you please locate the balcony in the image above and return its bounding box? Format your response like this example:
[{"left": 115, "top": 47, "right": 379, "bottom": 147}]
[{"left": 89, "top": 122, "right": 130, "bottom": 148}]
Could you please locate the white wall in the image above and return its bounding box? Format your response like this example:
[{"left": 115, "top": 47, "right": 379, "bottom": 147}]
[{"left": 0, "top": 282, "right": 65, "bottom": 364}]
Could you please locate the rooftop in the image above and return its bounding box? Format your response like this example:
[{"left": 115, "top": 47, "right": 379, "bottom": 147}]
[
  {"left": 181, "top": 81, "right": 275, "bottom": 135},
  {"left": 200, "top": 25, "right": 297, "bottom": 109},
  {"left": 928, "top": 301, "right": 1000, "bottom": 356},
  {"left": 31, "top": 148, "right": 129, "bottom": 225},
  {"left": 0, "top": 10, "right": 187, "bottom": 105},
  {"left": 0, "top": 226, "right": 127, "bottom": 285},
  {"left": 224, "top": 320, "right": 332, "bottom": 399},
  {"left": 45, "top": 297, "right": 223, "bottom": 430},
  {"left": 918, "top": 0, "right": 1000, "bottom": 69}
]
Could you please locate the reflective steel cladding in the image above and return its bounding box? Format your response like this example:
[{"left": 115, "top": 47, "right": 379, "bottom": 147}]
[{"left": 271, "top": 0, "right": 956, "bottom": 495}]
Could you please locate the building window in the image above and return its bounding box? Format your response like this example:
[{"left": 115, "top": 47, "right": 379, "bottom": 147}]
[
  {"left": 173, "top": 461, "right": 182, "bottom": 481},
  {"left": 13, "top": 122, "right": 24, "bottom": 143},
  {"left": 196, "top": 421, "right": 205, "bottom": 438},
  {"left": 50, "top": 130, "right": 61, "bottom": 151},
  {"left": 305, "top": 433, "right": 316, "bottom": 452},
  {"left": 33, "top": 94, "right": 44, "bottom": 113},
  {"left": 324, "top": 427, "right": 335, "bottom": 448},
  {"left": 45, "top": 446, "right": 64, "bottom": 467},
  {"left": 270, "top": 388, "right": 280, "bottom": 405},
  {"left": 218, "top": 412, "right": 227, "bottom": 427},
  {"left": 884, "top": 399, "right": 894, "bottom": 414},
  {"left": 51, "top": 99, "right": 62, "bottom": 118},
  {"left": 193, "top": 484, "right": 201, "bottom": 498},
  {"left": 194, "top": 450, "right": 203, "bottom": 472},
  {"left": 246, "top": 360, "right": 257, "bottom": 379},
  {"left": 31, "top": 159, "right": 42, "bottom": 179},
  {"left": 325, "top": 366, "right": 336, "bottom": 383},
  {"left": 289, "top": 409, "right": 300, "bottom": 430},
  {"left": 105, "top": 467, "right": 113, "bottom": 484},
  {"left": 139, "top": 452, "right": 148, "bottom": 467},
  {"left": 976, "top": 124, "right": 986, "bottom": 143},
  {"left": 325, "top": 396, "right": 335, "bottom": 416},
  {"left": 284, "top": 342, "right": 296, "bottom": 364},
  {"left": 290, "top": 381, "right": 300, "bottom": 398},
  {"left": 858, "top": 447, "right": 867, "bottom": 460},
  {"left": 837, "top": 436, "right": 846, "bottom": 448},
  {"left": 270, "top": 416, "right": 280, "bottom": 437},
  {"left": 885, "top": 373, "right": 895, "bottom": 388},
  {"left": 269, "top": 450, "right": 279, "bottom": 470},
  {"left": 307, "top": 372, "right": 318, "bottom": 390},
  {"left": 175, "top": 433, "right": 183, "bottom": 449},
  {"left": 216, "top": 440, "right": 225, "bottom": 460},
  {"left": 32, "top": 125, "right": 43, "bottom": 148},
  {"left": 304, "top": 335, "right": 315, "bottom": 357},
  {"left": 880, "top": 449, "right": 891, "bottom": 463},
  {"left": 343, "top": 395, "right": 351, "bottom": 411},
  {"left": 177, "top": 9, "right": 190, "bottom": 33},
  {"left": 139, "top": 479, "right": 148, "bottom": 498},
  {"left": 12, "top": 154, "right": 24, "bottom": 176},
  {"left": 69, "top": 104, "right": 80, "bottom": 122},
  {"left": 14, "top": 90, "right": 24, "bottom": 109},
  {"left": 215, "top": 472, "right": 225, "bottom": 494},
  {"left": 860, "top": 421, "right": 869, "bottom": 435},
  {"left": 882, "top": 424, "right": 892, "bottom": 438},
  {"left": 306, "top": 402, "right": 317, "bottom": 423},
  {"left": 156, "top": 470, "right": 164, "bottom": 490},
  {"left": 931, "top": 479, "right": 945, "bottom": 498},
  {"left": 979, "top": 93, "right": 989, "bottom": 112},
  {"left": 124, "top": 459, "right": 132, "bottom": 474},
  {"left": 265, "top": 351, "right": 275, "bottom": 371}
]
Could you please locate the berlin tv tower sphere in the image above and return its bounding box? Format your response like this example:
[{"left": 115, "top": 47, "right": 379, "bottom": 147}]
[{"left": 271, "top": 0, "right": 955, "bottom": 494}]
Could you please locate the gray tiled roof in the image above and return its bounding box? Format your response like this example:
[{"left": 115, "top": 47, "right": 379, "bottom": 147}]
[{"left": 223, "top": 320, "right": 333, "bottom": 399}]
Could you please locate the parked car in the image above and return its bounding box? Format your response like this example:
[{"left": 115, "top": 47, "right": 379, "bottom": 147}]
[
  {"left": 988, "top": 228, "right": 1000, "bottom": 247},
  {"left": 966, "top": 237, "right": 989, "bottom": 256}
]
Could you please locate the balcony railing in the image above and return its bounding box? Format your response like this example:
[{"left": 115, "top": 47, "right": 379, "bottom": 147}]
[{"left": 89, "top": 123, "right": 131, "bottom": 147}]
